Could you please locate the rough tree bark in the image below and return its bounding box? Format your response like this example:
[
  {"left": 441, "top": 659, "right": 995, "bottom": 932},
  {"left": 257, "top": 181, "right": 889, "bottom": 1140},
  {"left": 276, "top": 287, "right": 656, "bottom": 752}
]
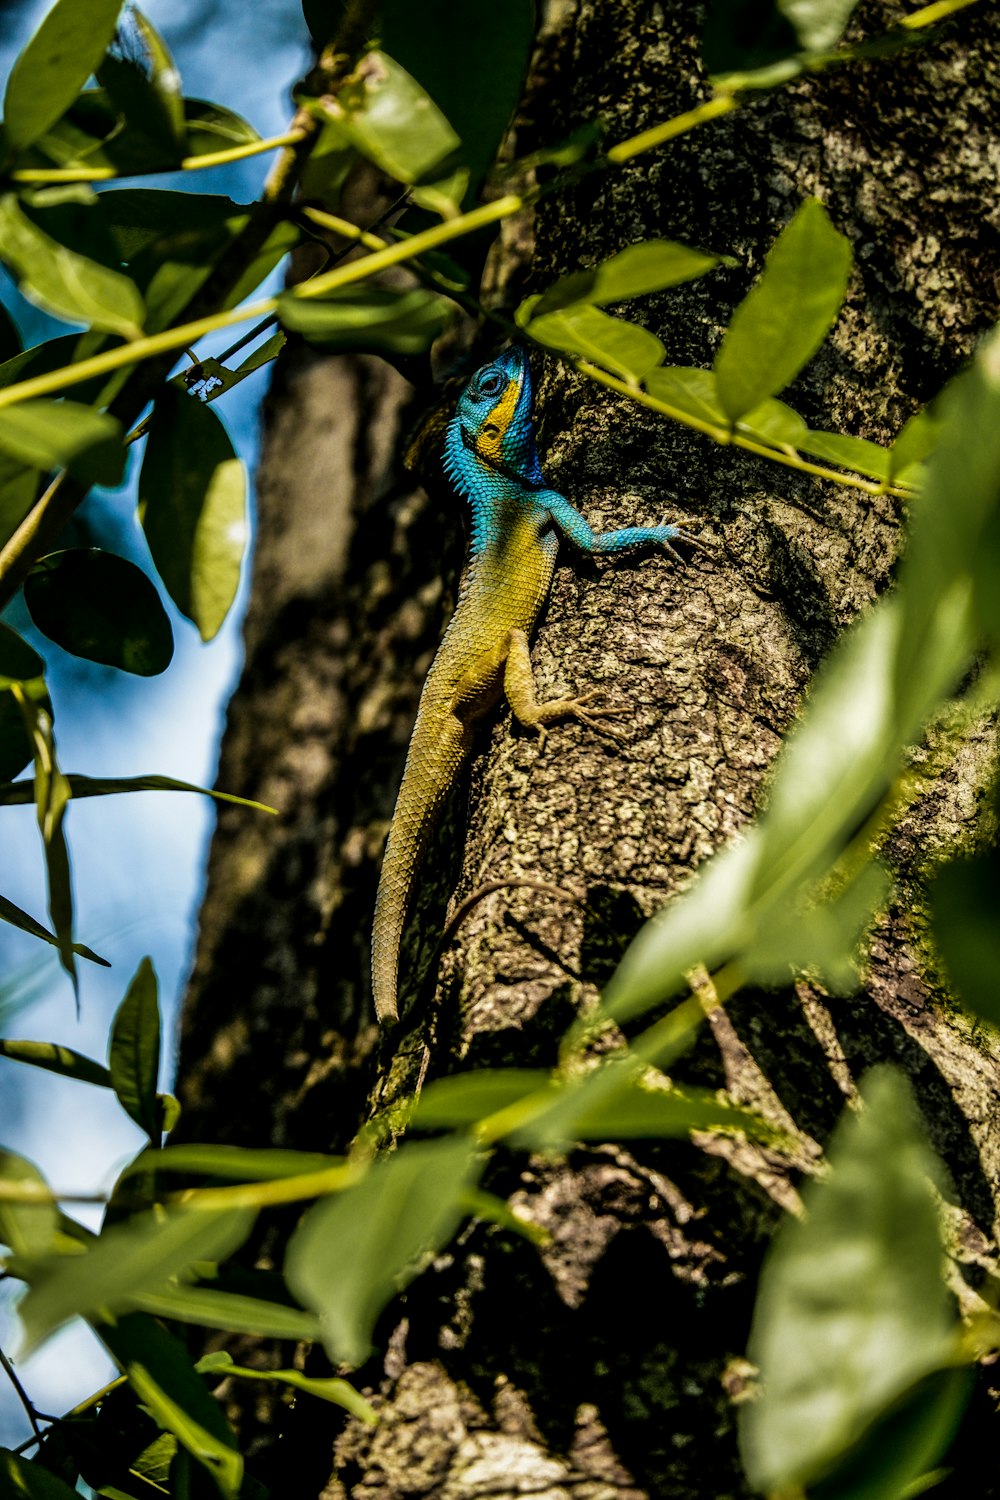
[{"left": 175, "top": 3, "right": 1000, "bottom": 1496}]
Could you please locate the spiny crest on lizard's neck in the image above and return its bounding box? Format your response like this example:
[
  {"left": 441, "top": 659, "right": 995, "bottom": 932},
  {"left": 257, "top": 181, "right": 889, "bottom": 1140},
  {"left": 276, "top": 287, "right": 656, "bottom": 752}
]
[{"left": 443, "top": 347, "right": 546, "bottom": 546}]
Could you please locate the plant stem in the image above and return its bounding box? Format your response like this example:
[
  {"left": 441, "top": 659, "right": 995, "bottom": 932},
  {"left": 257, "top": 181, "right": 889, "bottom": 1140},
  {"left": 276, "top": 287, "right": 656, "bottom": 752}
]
[
  {"left": 575, "top": 361, "right": 916, "bottom": 499},
  {"left": 9, "top": 128, "right": 308, "bottom": 183},
  {"left": 0, "top": 1343, "right": 42, "bottom": 1439}
]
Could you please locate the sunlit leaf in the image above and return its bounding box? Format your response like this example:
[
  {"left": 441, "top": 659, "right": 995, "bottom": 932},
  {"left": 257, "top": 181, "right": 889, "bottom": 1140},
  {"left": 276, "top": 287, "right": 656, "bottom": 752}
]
[
  {"left": 741, "top": 860, "right": 889, "bottom": 993},
  {"left": 25, "top": 549, "right": 174, "bottom": 676},
  {"left": 99, "top": 1314, "right": 243, "bottom": 1499},
  {"left": 799, "top": 428, "right": 890, "bottom": 481},
  {"left": 133, "top": 1283, "right": 321, "bottom": 1342},
  {"left": 0, "top": 195, "right": 145, "bottom": 340},
  {"left": 0, "top": 1038, "right": 112, "bottom": 1087},
  {"left": 109, "top": 958, "right": 162, "bottom": 1143},
  {"left": 0, "top": 771, "right": 277, "bottom": 816},
  {"left": 779, "top": 0, "right": 865, "bottom": 51},
  {"left": 806, "top": 1366, "right": 972, "bottom": 1500},
  {"left": 0, "top": 401, "right": 125, "bottom": 487},
  {"left": 713, "top": 198, "right": 852, "bottom": 421},
  {"left": 522, "top": 299, "right": 665, "bottom": 383},
  {"left": 139, "top": 389, "right": 246, "bottom": 641},
  {"left": 533, "top": 240, "right": 726, "bottom": 317},
  {"left": 413, "top": 1069, "right": 551, "bottom": 1128},
  {"left": 0, "top": 1149, "right": 56, "bottom": 1260},
  {"left": 18, "top": 1203, "right": 256, "bottom": 1352},
  {"left": 285, "top": 1136, "right": 480, "bottom": 1366},
  {"left": 278, "top": 286, "right": 450, "bottom": 356},
  {"left": 890, "top": 406, "right": 941, "bottom": 484},
  {"left": 2, "top": 0, "right": 125, "bottom": 151},
  {"left": 740, "top": 1068, "right": 957, "bottom": 1493},
  {"left": 123, "top": 1143, "right": 341, "bottom": 1182},
  {"left": 645, "top": 365, "right": 809, "bottom": 447},
  {"left": 334, "top": 50, "right": 460, "bottom": 185}
]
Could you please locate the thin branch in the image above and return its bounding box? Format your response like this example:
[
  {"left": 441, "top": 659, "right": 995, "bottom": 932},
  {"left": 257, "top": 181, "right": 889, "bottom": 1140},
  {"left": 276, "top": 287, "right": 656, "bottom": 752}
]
[{"left": 0, "top": 1343, "right": 43, "bottom": 1439}]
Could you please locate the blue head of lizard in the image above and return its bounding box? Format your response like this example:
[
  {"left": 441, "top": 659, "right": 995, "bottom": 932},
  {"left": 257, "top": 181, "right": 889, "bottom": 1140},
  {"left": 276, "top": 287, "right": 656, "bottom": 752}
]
[{"left": 443, "top": 347, "right": 546, "bottom": 514}]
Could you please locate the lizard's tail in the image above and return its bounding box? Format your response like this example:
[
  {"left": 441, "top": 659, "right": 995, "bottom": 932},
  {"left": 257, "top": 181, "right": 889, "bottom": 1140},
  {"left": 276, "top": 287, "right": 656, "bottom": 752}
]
[{"left": 371, "top": 724, "right": 468, "bottom": 1025}]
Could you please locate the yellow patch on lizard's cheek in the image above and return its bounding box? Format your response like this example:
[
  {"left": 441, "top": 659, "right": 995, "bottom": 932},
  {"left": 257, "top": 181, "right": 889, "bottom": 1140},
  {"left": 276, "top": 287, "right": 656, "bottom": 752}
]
[{"left": 474, "top": 378, "right": 520, "bottom": 465}]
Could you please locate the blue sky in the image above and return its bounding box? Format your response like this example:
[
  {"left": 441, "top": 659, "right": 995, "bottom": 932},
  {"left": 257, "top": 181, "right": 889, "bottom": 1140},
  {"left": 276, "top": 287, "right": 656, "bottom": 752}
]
[{"left": 0, "top": 0, "right": 313, "bottom": 1444}]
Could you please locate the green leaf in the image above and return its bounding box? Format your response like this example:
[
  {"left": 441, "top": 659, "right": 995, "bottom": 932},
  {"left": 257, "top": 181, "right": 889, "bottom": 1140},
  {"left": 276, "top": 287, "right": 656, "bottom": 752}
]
[
  {"left": 96, "top": 8, "right": 186, "bottom": 160},
  {"left": 533, "top": 240, "right": 726, "bottom": 317},
  {"left": 0, "top": 1038, "right": 112, "bottom": 1088},
  {"left": 526, "top": 1078, "right": 772, "bottom": 1149},
  {"left": 123, "top": 1143, "right": 342, "bottom": 1182},
  {"left": 334, "top": 50, "right": 461, "bottom": 185},
  {"left": 0, "top": 333, "right": 89, "bottom": 393},
  {"left": 807, "top": 1366, "right": 972, "bottom": 1500},
  {"left": 14, "top": 690, "right": 76, "bottom": 990},
  {"left": 0, "top": 772, "right": 277, "bottom": 817},
  {"left": 741, "top": 860, "right": 890, "bottom": 994},
  {"left": 522, "top": 301, "right": 665, "bottom": 383},
  {"left": 0, "top": 622, "right": 44, "bottom": 685},
  {"left": 277, "top": 286, "right": 450, "bottom": 356},
  {"left": 645, "top": 365, "right": 809, "bottom": 446},
  {"left": 604, "top": 324, "right": 1000, "bottom": 1026},
  {"left": 0, "top": 1149, "right": 57, "bottom": 1259},
  {"left": 18, "top": 1203, "right": 256, "bottom": 1353},
  {"left": 702, "top": 0, "right": 800, "bottom": 75},
  {"left": 0, "top": 304, "right": 21, "bottom": 362},
  {"left": 133, "top": 1283, "right": 321, "bottom": 1342},
  {"left": 0, "top": 1450, "right": 80, "bottom": 1500},
  {"left": 0, "top": 893, "right": 107, "bottom": 966},
  {"left": 285, "top": 1136, "right": 480, "bottom": 1367},
  {"left": 890, "top": 406, "right": 941, "bottom": 484},
  {"left": 0, "top": 401, "right": 125, "bottom": 487},
  {"left": 413, "top": 1069, "right": 551, "bottom": 1128},
  {"left": 799, "top": 428, "right": 890, "bottom": 481},
  {"left": 190, "top": 332, "right": 287, "bottom": 403},
  {"left": 0, "top": 455, "right": 39, "bottom": 559},
  {"left": 377, "top": 0, "right": 535, "bottom": 195},
  {"left": 779, "top": 0, "right": 865, "bottom": 51},
  {"left": 713, "top": 199, "right": 852, "bottom": 421},
  {"left": 0, "top": 195, "right": 145, "bottom": 340},
  {"left": 930, "top": 852, "right": 1000, "bottom": 1027},
  {"left": 109, "top": 958, "right": 162, "bottom": 1143},
  {"left": 25, "top": 549, "right": 174, "bottom": 676},
  {"left": 739, "top": 1068, "right": 956, "bottom": 1494},
  {"left": 138, "top": 390, "right": 246, "bottom": 642},
  {"left": 2, "top": 0, "right": 125, "bottom": 151},
  {"left": 99, "top": 188, "right": 246, "bottom": 262},
  {"left": 99, "top": 1314, "right": 242, "bottom": 1499},
  {"left": 182, "top": 97, "right": 260, "bottom": 155}
]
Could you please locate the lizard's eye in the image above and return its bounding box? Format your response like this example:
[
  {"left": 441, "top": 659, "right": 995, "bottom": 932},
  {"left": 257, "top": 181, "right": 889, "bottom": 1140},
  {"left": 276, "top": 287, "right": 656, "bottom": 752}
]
[{"left": 477, "top": 369, "right": 505, "bottom": 398}]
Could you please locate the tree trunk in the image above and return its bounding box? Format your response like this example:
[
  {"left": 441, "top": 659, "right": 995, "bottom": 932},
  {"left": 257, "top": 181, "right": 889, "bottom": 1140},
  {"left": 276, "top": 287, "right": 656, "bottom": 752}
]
[{"left": 176, "top": 3, "right": 1000, "bottom": 1495}]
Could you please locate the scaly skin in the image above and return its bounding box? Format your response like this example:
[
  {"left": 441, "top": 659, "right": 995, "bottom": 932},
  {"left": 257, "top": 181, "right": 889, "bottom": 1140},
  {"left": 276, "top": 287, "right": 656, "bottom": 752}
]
[{"left": 372, "top": 346, "right": 696, "bottom": 1024}]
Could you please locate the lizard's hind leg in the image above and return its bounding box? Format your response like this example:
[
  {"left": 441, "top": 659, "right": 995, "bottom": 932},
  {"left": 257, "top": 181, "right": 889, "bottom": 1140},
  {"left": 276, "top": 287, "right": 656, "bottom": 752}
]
[{"left": 503, "top": 629, "right": 628, "bottom": 748}]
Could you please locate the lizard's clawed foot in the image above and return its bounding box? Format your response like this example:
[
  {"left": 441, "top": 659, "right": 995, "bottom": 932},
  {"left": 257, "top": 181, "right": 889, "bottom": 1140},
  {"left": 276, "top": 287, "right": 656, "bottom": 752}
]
[
  {"left": 659, "top": 514, "right": 713, "bottom": 563},
  {"left": 566, "top": 689, "right": 631, "bottom": 741}
]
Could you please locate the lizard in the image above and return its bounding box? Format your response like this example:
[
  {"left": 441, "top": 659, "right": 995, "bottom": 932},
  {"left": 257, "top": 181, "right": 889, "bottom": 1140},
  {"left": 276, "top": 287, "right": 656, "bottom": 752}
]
[{"left": 372, "top": 343, "right": 699, "bottom": 1025}]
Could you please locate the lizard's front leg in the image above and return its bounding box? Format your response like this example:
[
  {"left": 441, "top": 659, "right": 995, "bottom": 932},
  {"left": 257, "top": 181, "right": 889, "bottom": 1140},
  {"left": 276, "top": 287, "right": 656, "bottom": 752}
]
[
  {"left": 536, "top": 488, "right": 703, "bottom": 563},
  {"left": 503, "top": 628, "right": 626, "bottom": 748}
]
